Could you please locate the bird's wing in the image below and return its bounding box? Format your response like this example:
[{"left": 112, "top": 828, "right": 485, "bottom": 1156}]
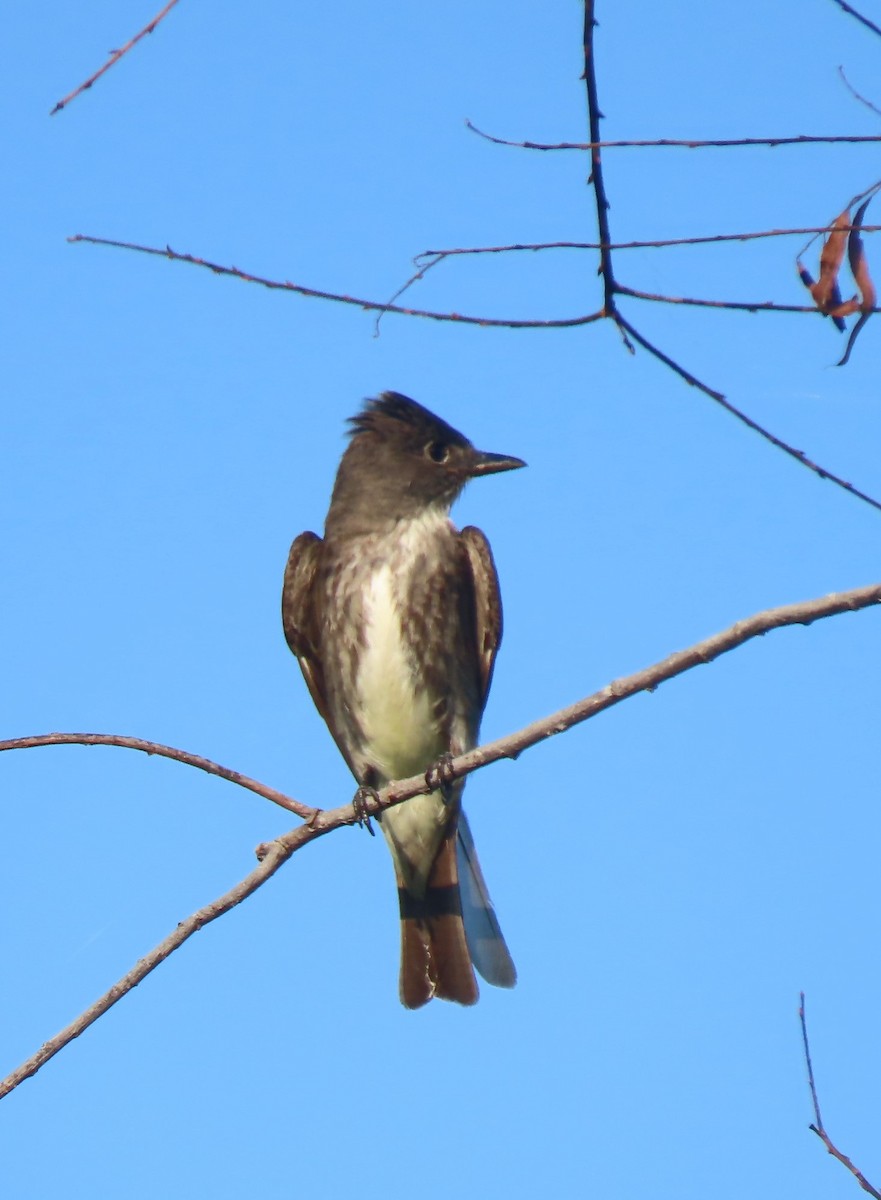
[
  {"left": 281, "top": 531, "right": 333, "bottom": 729},
  {"left": 460, "top": 525, "right": 503, "bottom": 708}
]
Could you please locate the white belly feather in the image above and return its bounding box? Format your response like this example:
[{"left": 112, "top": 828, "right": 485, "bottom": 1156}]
[
  {"left": 357, "top": 563, "right": 437, "bottom": 780},
  {"left": 355, "top": 520, "right": 453, "bottom": 890}
]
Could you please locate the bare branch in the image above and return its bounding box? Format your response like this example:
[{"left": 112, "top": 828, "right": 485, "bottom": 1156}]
[
  {"left": 613, "top": 313, "right": 726, "bottom": 400},
  {"left": 67, "top": 235, "right": 604, "bottom": 330},
  {"left": 582, "top": 1, "right": 616, "bottom": 312},
  {"left": 68, "top": 227, "right": 881, "bottom": 517},
  {"left": 0, "top": 732, "right": 313, "bottom": 820},
  {"left": 572, "top": 4, "right": 881, "bottom": 514},
  {"left": 796, "top": 182, "right": 881, "bottom": 260},
  {"left": 2, "top": 583, "right": 879, "bottom": 1099},
  {"left": 465, "top": 119, "right": 881, "bottom": 152},
  {"left": 830, "top": 0, "right": 881, "bottom": 39},
  {"left": 616, "top": 283, "right": 842, "bottom": 315},
  {"left": 838, "top": 65, "right": 881, "bottom": 118},
  {"left": 415, "top": 227, "right": 881, "bottom": 258},
  {"left": 50, "top": 0, "right": 181, "bottom": 116},
  {"left": 799, "top": 994, "right": 881, "bottom": 1198},
  {"left": 799, "top": 993, "right": 825, "bottom": 1130},
  {"left": 385, "top": 228, "right": 880, "bottom": 322},
  {"left": 615, "top": 313, "right": 881, "bottom": 515},
  {"left": 0, "top": 829, "right": 316, "bottom": 1101},
  {"left": 389, "top": 225, "right": 881, "bottom": 313}
]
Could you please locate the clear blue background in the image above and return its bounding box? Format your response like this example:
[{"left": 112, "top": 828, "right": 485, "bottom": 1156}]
[{"left": 3, "top": 2, "right": 880, "bottom": 1196}]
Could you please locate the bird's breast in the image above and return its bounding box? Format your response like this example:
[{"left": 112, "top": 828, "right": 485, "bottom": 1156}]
[{"left": 356, "top": 561, "right": 441, "bottom": 781}]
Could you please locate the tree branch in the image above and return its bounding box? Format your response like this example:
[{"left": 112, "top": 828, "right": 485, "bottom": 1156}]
[
  {"left": 582, "top": 1, "right": 617, "bottom": 313},
  {"left": 50, "top": 0, "right": 181, "bottom": 116},
  {"left": 830, "top": 0, "right": 881, "bottom": 40},
  {"left": 68, "top": 224, "right": 881, "bottom": 518},
  {"left": 465, "top": 120, "right": 881, "bottom": 152},
  {"left": 615, "top": 313, "right": 881, "bottom": 514},
  {"left": 2, "top": 583, "right": 879, "bottom": 1099},
  {"left": 617, "top": 283, "right": 870, "bottom": 315},
  {"left": 67, "top": 235, "right": 604, "bottom": 330},
  {"left": 799, "top": 993, "right": 881, "bottom": 1198},
  {"left": 414, "top": 227, "right": 881, "bottom": 257},
  {"left": 0, "top": 829, "right": 315, "bottom": 1101},
  {"left": 838, "top": 66, "right": 881, "bottom": 119},
  {"left": 0, "top": 732, "right": 313, "bottom": 820}
]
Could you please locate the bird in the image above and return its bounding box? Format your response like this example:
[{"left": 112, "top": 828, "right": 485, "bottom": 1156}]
[{"left": 282, "top": 391, "right": 524, "bottom": 1007}]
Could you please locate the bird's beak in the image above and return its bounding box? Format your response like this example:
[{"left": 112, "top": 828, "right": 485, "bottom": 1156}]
[{"left": 469, "top": 449, "right": 527, "bottom": 477}]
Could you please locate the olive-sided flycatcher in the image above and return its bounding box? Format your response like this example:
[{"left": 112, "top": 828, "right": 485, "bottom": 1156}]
[{"left": 282, "top": 392, "right": 523, "bottom": 1007}]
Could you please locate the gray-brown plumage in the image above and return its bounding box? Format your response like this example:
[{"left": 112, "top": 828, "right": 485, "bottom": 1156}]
[{"left": 282, "top": 392, "right": 523, "bottom": 1007}]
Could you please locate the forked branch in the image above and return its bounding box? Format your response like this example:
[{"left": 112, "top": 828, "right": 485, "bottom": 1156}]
[
  {"left": 1, "top": 582, "right": 879, "bottom": 1100},
  {"left": 799, "top": 993, "right": 881, "bottom": 1198}
]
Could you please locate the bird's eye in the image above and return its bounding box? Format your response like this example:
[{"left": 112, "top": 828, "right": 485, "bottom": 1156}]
[{"left": 425, "top": 440, "right": 450, "bottom": 464}]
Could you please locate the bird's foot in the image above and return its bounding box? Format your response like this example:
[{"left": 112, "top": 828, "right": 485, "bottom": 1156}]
[
  {"left": 425, "top": 752, "right": 456, "bottom": 801},
  {"left": 352, "top": 785, "right": 379, "bottom": 836}
]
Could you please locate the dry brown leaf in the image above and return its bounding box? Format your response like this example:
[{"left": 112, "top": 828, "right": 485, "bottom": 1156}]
[
  {"left": 848, "top": 197, "right": 877, "bottom": 313},
  {"left": 838, "top": 196, "right": 876, "bottom": 366},
  {"left": 814, "top": 209, "right": 850, "bottom": 310},
  {"left": 828, "top": 296, "right": 860, "bottom": 319},
  {"left": 797, "top": 211, "right": 850, "bottom": 332}
]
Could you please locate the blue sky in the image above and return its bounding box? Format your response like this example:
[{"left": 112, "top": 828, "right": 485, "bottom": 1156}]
[{"left": 3, "top": 2, "right": 881, "bottom": 1197}]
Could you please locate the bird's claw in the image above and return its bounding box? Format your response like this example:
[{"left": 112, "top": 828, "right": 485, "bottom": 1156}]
[
  {"left": 425, "top": 752, "right": 456, "bottom": 800},
  {"left": 352, "top": 785, "right": 379, "bottom": 835}
]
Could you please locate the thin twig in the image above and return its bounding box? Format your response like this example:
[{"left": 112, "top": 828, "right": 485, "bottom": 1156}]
[
  {"left": 579, "top": 1, "right": 881, "bottom": 514},
  {"left": 838, "top": 65, "right": 881, "bottom": 118},
  {"left": 465, "top": 120, "right": 881, "bottom": 152},
  {"left": 50, "top": 0, "right": 181, "bottom": 116},
  {"left": 799, "top": 993, "right": 881, "bottom": 1199},
  {"left": 2, "top": 582, "right": 880, "bottom": 1099},
  {"left": 67, "top": 235, "right": 604, "bottom": 330},
  {"left": 415, "top": 227, "right": 881, "bottom": 258},
  {"left": 613, "top": 313, "right": 725, "bottom": 400},
  {"left": 387, "top": 226, "right": 881, "bottom": 310},
  {"left": 799, "top": 993, "right": 825, "bottom": 1129},
  {"left": 0, "top": 831, "right": 314, "bottom": 1100},
  {"left": 797, "top": 180, "right": 881, "bottom": 259},
  {"left": 0, "top": 733, "right": 312, "bottom": 820},
  {"left": 830, "top": 0, "right": 881, "bottom": 39},
  {"left": 582, "top": 1, "right": 617, "bottom": 311},
  {"left": 615, "top": 312, "right": 881, "bottom": 514},
  {"left": 370, "top": 226, "right": 843, "bottom": 327},
  {"left": 67, "top": 229, "right": 881, "bottom": 510},
  {"left": 617, "top": 283, "right": 864, "bottom": 315}
]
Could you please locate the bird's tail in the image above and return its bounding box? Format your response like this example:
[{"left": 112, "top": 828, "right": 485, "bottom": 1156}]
[
  {"left": 456, "top": 811, "right": 517, "bottom": 989},
  {"left": 397, "top": 828, "right": 479, "bottom": 1009},
  {"left": 396, "top": 815, "right": 516, "bottom": 1008}
]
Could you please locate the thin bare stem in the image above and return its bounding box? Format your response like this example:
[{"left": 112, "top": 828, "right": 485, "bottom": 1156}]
[
  {"left": 799, "top": 993, "right": 824, "bottom": 1129},
  {"left": 615, "top": 313, "right": 881, "bottom": 514},
  {"left": 614, "top": 313, "right": 725, "bottom": 400},
  {"left": 838, "top": 66, "right": 881, "bottom": 118},
  {"left": 68, "top": 235, "right": 603, "bottom": 330},
  {"left": 797, "top": 180, "right": 881, "bottom": 258},
  {"left": 830, "top": 0, "right": 881, "bottom": 39},
  {"left": 71, "top": 233, "right": 879, "bottom": 521},
  {"left": 50, "top": 0, "right": 181, "bottom": 116},
  {"left": 0, "top": 733, "right": 312, "bottom": 820},
  {"left": 465, "top": 120, "right": 881, "bottom": 152},
  {"left": 388, "top": 226, "right": 881, "bottom": 309},
  {"left": 0, "top": 829, "right": 317, "bottom": 1100},
  {"left": 416, "top": 227, "right": 881, "bottom": 258},
  {"left": 799, "top": 993, "right": 881, "bottom": 1198},
  {"left": 582, "top": 1, "right": 616, "bottom": 311},
  {"left": 617, "top": 283, "right": 860, "bottom": 315},
  {"left": 2, "top": 583, "right": 880, "bottom": 1099}
]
